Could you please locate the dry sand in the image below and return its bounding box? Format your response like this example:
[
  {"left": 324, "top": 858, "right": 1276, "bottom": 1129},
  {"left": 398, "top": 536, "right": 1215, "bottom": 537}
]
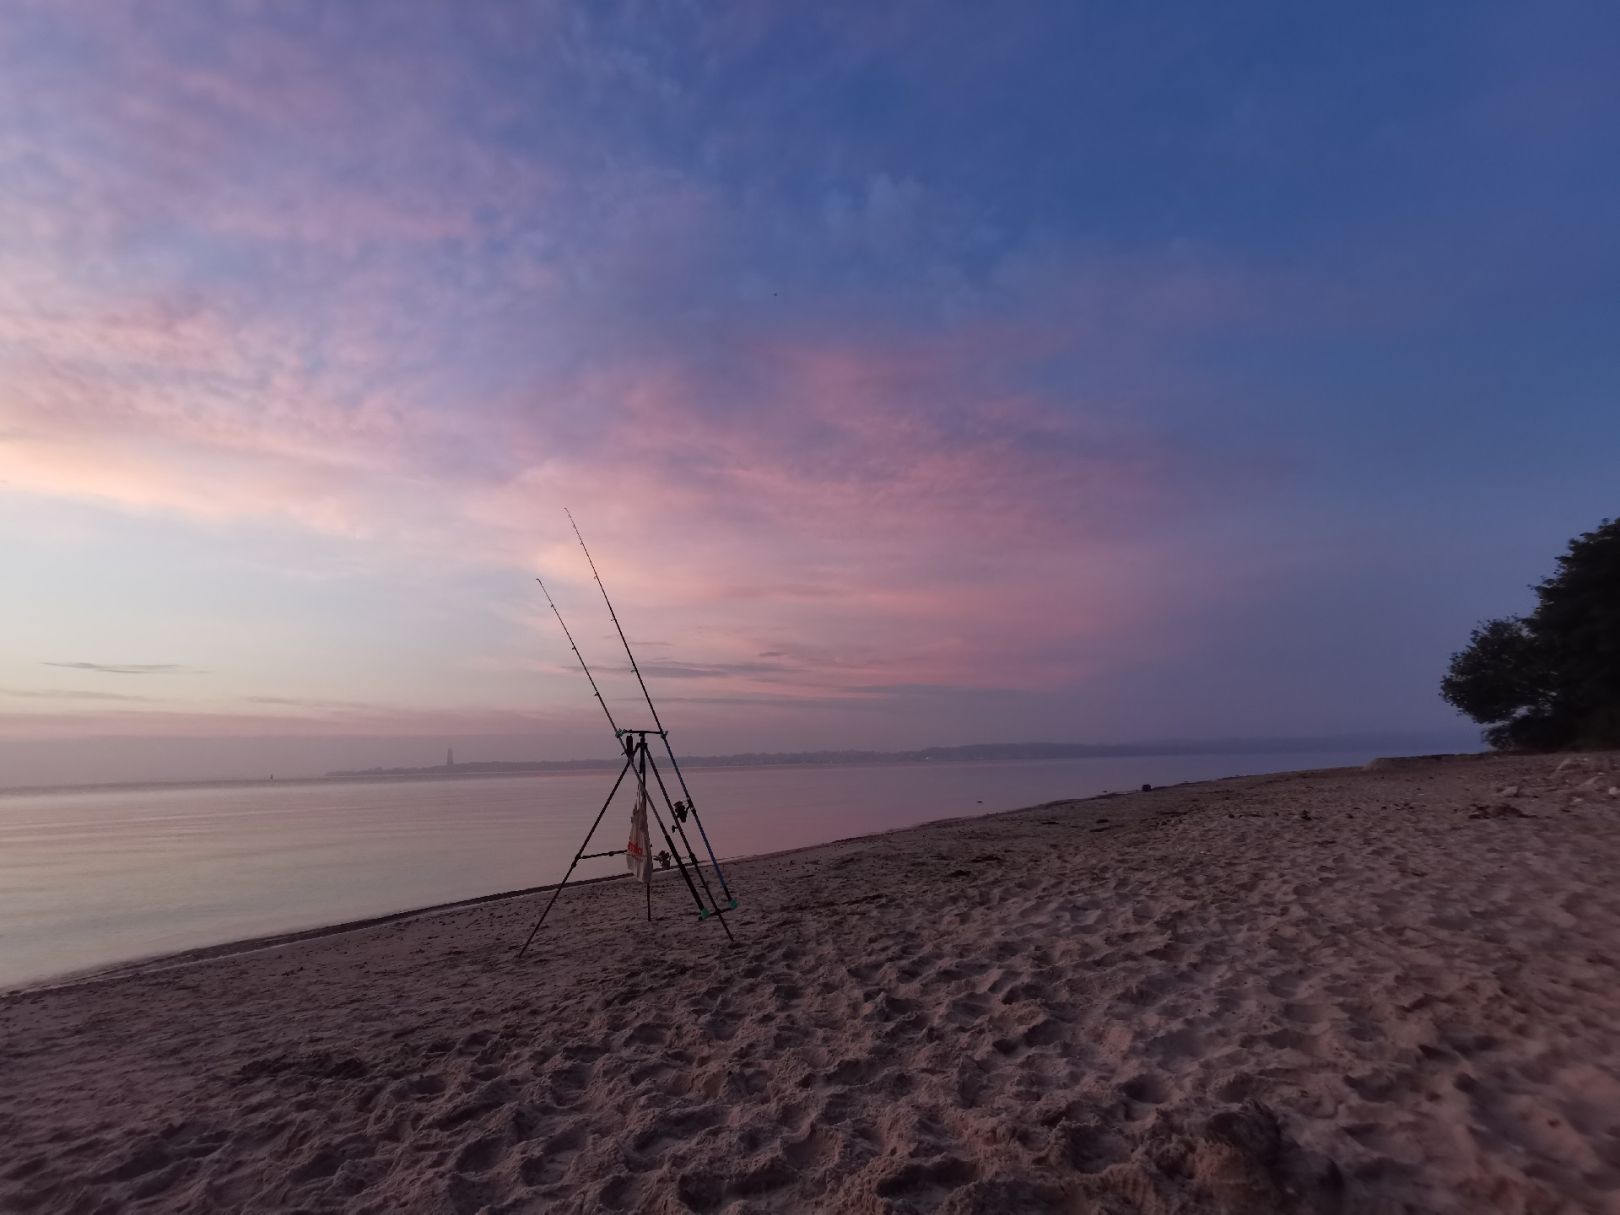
[{"left": 4, "top": 754, "right": 1620, "bottom": 1213}]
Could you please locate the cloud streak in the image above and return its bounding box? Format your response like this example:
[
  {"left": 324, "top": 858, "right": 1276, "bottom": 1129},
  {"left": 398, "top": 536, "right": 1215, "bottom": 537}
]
[
  {"left": 2, "top": 688, "right": 156, "bottom": 702},
  {"left": 42, "top": 663, "right": 206, "bottom": 676}
]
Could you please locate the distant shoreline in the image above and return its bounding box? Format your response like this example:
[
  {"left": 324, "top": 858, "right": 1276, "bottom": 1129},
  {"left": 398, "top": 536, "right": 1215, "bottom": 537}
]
[{"left": 0, "top": 732, "right": 1477, "bottom": 798}]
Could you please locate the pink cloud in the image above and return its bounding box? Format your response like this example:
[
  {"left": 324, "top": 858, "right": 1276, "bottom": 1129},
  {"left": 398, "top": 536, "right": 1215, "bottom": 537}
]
[
  {"left": 0, "top": 3, "right": 1281, "bottom": 735},
  {"left": 0, "top": 201, "right": 1228, "bottom": 716},
  {"left": 452, "top": 330, "right": 1213, "bottom": 700},
  {"left": 15, "top": 307, "right": 1203, "bottom": 701}
]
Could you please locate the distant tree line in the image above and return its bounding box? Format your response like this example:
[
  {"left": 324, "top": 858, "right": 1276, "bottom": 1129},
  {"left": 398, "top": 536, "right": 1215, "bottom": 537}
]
[
  {"left": 324, "top": 734, "right": 1440, "bottom": 782},
  {"left": 1443, "top": 517, "right": 1620, "bottom": 750}
]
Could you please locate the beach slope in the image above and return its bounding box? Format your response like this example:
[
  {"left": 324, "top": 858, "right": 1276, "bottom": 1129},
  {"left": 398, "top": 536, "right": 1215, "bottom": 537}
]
[{"left": 3, "top": 755, "right": 1619, "bottom": 1213}]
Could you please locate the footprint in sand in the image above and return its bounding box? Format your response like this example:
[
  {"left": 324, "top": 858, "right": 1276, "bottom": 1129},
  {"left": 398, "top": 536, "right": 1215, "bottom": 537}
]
[
  {"left": 629, "top": 1102, "right": 722, "bottom": 1162},
  {"left": 947, "top": 993, "right": 992, "bottom": 1024},
  {"left": 874, "top": 1155, "right": 978, "bottom": 1199},
  {"left": 1021, "top": 1018, "right": 1068, "bottom": 1048},
  {"left": 1282, "top": 1000, "right": 1332, "bottom": 1026},
  {"left": 390, "top": 1073, "right": 447, "bottom": 1101},
  {"left": 546, "top": 1060, "right": 594, "bottom": 1102},
  {"left": 1146, "top": 1026, "right": 1203, "bottom": 1066},
  {"left": 519, "top": 1124, "right": 586, "bottom": 1187},
  {"left": 1060, "top": 1123, "right": 1131, "bottom": 1173},
  {"left": 1121, "top": 1074, "right": 1169, "bottom": 1105},
  {"left": 621, "top": 1020, "right": 668, "bottom": 1047},
  {"left": 453, "top": 1134, "right": 505, "bottom": 1174},
  {"left": 596, "top": 1173, "right": 643, "bottom": 1211},
  {"left": 782, "top": 1124, "right": 837, "bottom": 1170}
]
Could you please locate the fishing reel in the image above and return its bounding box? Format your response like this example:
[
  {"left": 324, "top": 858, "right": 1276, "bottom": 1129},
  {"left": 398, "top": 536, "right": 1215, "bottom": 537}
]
[{"left": 672, "top": 799, "right": 690, "bottom": 823}]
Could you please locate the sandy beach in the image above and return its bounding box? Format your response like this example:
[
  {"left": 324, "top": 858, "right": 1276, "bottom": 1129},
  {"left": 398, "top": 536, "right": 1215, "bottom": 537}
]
[{"left": 3, "top": 754, "right": 1619, "bottom": 1213}]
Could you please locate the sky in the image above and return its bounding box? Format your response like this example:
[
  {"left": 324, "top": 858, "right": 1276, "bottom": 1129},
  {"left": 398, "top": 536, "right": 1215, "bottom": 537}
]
[{"left": 1, "top": 1, "right": 1617, "bottom": 785}]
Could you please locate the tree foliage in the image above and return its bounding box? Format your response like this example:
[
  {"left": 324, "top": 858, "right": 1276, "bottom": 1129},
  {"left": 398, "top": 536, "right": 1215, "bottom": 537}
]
[{"left": 1442, "top": 517, "right": 1620, "bottom": 750}]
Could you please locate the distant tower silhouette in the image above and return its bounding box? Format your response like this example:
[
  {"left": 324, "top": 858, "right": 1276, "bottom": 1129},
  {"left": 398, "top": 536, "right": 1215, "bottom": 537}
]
[{"left": 446, "top": 747, "right": 454, "bottom": 769}]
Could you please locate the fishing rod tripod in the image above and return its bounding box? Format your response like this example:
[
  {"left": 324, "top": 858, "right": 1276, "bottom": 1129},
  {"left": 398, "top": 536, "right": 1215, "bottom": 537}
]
[
  {"left": 516, "top": 728, "right": 735, "bottom": 956},
  {"left": 516, "top": 512, "right": 738, "bottom": 956}
]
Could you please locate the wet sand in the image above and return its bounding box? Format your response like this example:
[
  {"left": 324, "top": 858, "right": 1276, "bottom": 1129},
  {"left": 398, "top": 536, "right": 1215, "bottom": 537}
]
[{"left": 3, "top": 753, "right": 1618, "bottom": 1213}]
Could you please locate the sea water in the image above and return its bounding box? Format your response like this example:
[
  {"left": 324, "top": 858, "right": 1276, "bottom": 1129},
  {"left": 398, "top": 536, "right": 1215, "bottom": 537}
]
[{"left": 0, "top": 751, "right": 1377, "bottom": 988}]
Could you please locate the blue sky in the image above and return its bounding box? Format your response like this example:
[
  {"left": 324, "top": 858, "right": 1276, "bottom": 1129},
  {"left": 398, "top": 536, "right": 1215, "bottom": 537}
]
[{"left": 0, "top": 2, "right": 1616, "bottom": 783}]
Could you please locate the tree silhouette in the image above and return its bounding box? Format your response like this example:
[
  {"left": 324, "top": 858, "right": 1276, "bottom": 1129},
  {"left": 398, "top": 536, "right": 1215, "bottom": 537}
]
[{"left": 1443, "top": 518, "right": 1620, "bottom": 749}]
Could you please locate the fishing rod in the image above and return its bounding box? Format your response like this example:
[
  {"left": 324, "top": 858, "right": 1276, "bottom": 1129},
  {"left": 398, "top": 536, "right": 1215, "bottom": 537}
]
[
  {"left": 564, "top": 508, "right": 736, "bottom": 903},
  {"left": 534, "top": 575, "right": 619, "bottom": 737},
  {"left": 521, "top": 551, "right": 735, "bottom": 955},
  {"left": 563, "top": 508, "right": 665, "bottom": 735}
]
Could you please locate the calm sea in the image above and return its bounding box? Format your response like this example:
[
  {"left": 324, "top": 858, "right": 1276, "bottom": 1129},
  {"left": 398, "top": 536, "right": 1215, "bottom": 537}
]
[{"left": 0, "top": 751, "right": 1377, "bottom": 989}]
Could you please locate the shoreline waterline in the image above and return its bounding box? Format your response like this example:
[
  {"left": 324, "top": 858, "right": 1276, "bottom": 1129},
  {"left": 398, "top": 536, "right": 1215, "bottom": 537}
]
[
  {"left": 0, "top": 774, "right": 1161, "bottom": 999},
  {"left": 0, "top": 760, "right": 1276, "bottom": 997},
  {"left": 0, "top": 752, "right": 1467, "bottom": 992}
]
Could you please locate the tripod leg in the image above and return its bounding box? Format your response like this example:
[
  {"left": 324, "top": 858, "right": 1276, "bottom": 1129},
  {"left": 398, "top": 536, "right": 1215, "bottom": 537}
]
[
  {"left": 637, "top": 743, "right": 653, "bottom": 923},
  {"left": 647, "top": 759, "right": 736, "bottom": 940},
  {"left": 656, "top": 735, "right": 734, "bottom": 901},
  {"left": 517, "top": 755, "right": 633, "bottom": 958},
  {"left": 647, "top": 755, "right": 726, "bottom": 912},
  {"left": 644, "top": 789, "right": 735, "bottom": 944},
  {"left": 642, "top": 786, "right": 714, "bottom": 919}
]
